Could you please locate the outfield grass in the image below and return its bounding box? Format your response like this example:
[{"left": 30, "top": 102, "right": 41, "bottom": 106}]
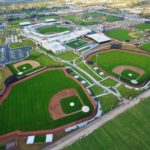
[
  {"left": 65, "top": 97, "right": 150, "bottom": 150},
  {"left": 90, "top": 50, "right": 150, "bottom": 86},
  {"left": 61, "top": 96, "right": 83, "bottom": 114},
  {"left": 66, "top": 40, "right": 87, "bottom": 49},
  {"left": 96, "top": 94, "right": 119, "bottom": 114},
  {"left": 105, "top": 29, "right": 133, "bottom": 41},
  {"left": 37, "top": 25, "right": 70, "bottom": 34},
  {"left": 135, "top": 24, "right": 150, "bottom": 30},
  {"left": 140, "top": 43, "right": 150, "bottom": 52},
  {"left": 105, "top": 16, "right": 123, "bottom": 22},
  {"left": 0, "top": 70, "right": 94, "bottom": 136}
]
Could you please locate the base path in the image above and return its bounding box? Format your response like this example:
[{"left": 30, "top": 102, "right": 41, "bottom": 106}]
[{"left": 42, "top": 89, "right": 150, "bottom": 150}]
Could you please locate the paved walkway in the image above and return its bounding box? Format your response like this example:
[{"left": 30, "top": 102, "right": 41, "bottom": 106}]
[{"left": 42, "top": 89, "right": 150, "bottom": 150}]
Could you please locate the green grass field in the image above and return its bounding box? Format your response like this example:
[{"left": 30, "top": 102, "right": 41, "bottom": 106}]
[
  {"left": 10, "top": 39, "right": 36, "bottom": 49},
  {"left": 121, "top": 69, "right": 140, "bottom": 80},
  {"left": 0, "top": 69, "right": 94, "bottom": 136},
  {"left": 37, "top": 25, "right": 70, "bottom": 34},
  {"left": 0, "top": 70, "right": 5, "bottom": 92},
  {"left": 140, "top": 43, "right": 150, "bottom": 52},
  {"left": 66, "top": 40, "right": 87, "bottom": 49},
  {"left": 65, "top": 97, "right": 150, "bottom": 150},
  {"left": 17, "top": 64, "right": 33, "bottom": 72},
  {"left": 34, "top": 135, "right": 46, "bottom": 143},
  {"left": 105, "top": 29, "right": 133, "bottom": 41},
  {"left": 61, "top": 96, "right": 83, "bottom": 114},
  {"left": 135, "top": 24, "right": 150, "bottom": 30},
  {"left": 74, "top": 20, "right": 98, "bottom": 26},
  {"left": 90, "top": 50, "right": 150, "bottom": 86},
  {"left": 105, "top": 16, "right": 123, "bottom": 22},
  {"left": 96, "top": 94, "right": 119, "bottom": 114}
]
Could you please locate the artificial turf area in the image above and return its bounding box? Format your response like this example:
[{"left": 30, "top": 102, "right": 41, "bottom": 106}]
[
  {"left": 0, "top": 69, "right": 94, "bottom": 136},
  {"left": 61, "top": 96, "right": 83, "bottom": 114},
  {"left": 135, "top": 24, "right": 150, "bottom": 30},
  {"left": 65, "top": 97, "right": 150, "bottom": 150},
  {"left": 105, "top": 29, "right": 133, "bottom": 41},
  {"left": 66, "top": 39, "right": 87, "bottom": 49},
  {"left": 37, "top": 25, "right": 70, "bottom": 34},
  {"left": 17, "top": 64, "right": 33, "bottom": 72},
  {"left": 140, "top": 43, "right": 150, "bottom": 52},
  {"left": 90, "top": 50, "right": 150, "bottom": 86}
]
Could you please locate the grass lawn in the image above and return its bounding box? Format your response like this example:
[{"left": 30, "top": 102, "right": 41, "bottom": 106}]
[
  {"left": 10, "top": 39, "right": 36, "bottom": 49},
  {"left": 105, "top": 29, "right": 133, "bottom": 41},
  {"left": 105, "top": 16, "right": 123, "bottom": 22},
  {"left": 74, "top": 20, "right": 98, "bottom": 26},
  {"left": 96, "top": 94, "right": 119, "bottom": 114},
  {"left": 34, "top": 135, "right": 46, "bottom": 143},
  {"left": 101, "top": 78, "right": 118, "bottom": 87},
  {"left": 140, "top": 43, "right": 150, "bottom": 52},
  {"left": 37, "top": 25, "right": 70, "bottom": 34},
  {"left": 9, "top": 19, "right": 30, "bottom": 28},
  {"left": 90, "top": 50, "right": 150, "bottom": 86},
  {"left": 66, "top": 40, "right": 87, "bottom": 49},
  {"left": 64, "top": 97, "right": 150, "bottom": 150},
  {"left": 89, "top": 85, "right": 105, "bottom": 96},
  {"left": 84, "top": 12, "right": 102, "bottom": 17},
  {"left": 61, "top": 96, "right": 83, "bottom": 114},
  {"left": 17, "top": 64, "right": 33, "bottom": 72},
  {"left": 0, "top": 70, "right": 5, "bottom": 91},
  {"left": 117, "top": 84, "right": 143, "bottom": 99},
  {"left": 57, "top": 51, "right": 78, "bottom": 61},
  {"left": 0, "top": 37, "right": 5, "bottom": 45},
  {"left": 135, "top": 24, "right": 150, "bottom": 30},
  {"left": 0, "top": 69, "right": 94, "bottom": 136}
]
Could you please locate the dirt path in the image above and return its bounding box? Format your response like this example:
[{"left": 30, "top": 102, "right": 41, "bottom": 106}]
[{"left": 42, "top": 89, "right": 150, "bottom": 150}]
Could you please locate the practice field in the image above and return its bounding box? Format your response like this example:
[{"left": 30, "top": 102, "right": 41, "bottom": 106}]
[
  {"left": 37, "top": 25, "right": 70, "bottom": 35},
  {"left": 135, "top": 24, "right": 150, "bottom": 30},
  {"left": 90, "top": 50, "right": 150, "bottom": 86},
  {"left": 66, "top": 39, "right": 87, "bottom": 49},
  {"left": 140, "top": 43, "right": 150, "bottom": 52},
  {"left": 105, "top": 16, "right": 123, "bottom": 22},
  {"left": 0, "top": 69, "right": 95, "bottom": 136},
  {"left": 105, "top": 29, "right": 133, "bottom": 41},
  {"left": 65, "top": 97, "right": 150, "bottom": 150}
]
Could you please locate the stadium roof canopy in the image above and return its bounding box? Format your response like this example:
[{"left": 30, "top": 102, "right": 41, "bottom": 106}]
[
  {"left": 86, "top": 33, "right": 111, "bottom": 43},
  {"left": 42, "top": 41, "right": 66, "bottom": 54}
]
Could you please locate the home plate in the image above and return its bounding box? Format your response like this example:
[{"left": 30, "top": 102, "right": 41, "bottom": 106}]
[
  {"left": 70, "top": 102, "right": 75, "bottom": 107},
  {"left": 131, "top": 80, "right": 138, "bottom": 84},
  {"left": 82, "top": 106, "right": 90, "bottom": 113}
]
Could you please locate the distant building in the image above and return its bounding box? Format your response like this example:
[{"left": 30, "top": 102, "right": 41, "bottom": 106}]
[
  {"left": 86, "top": 33, "right": 111, "bottom": 43},
  {"left": 45, "top": 19, "right": 56, "bottom": 23},
  {"left": 19, "top": 22, "right": 31, "bottom": 27}
]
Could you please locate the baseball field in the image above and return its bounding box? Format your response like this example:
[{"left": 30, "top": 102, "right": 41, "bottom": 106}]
[
  {"left": 140, "top": 43, "right": 150, "bottom": 52},
  {"left": 105, "top": 29, "right": 133, "bottom": 41},
  {"left": 37, "top": 25, "right": 70, "bottom": 34},
  {"left": 0, "top": 69, "right": 95, "bottom": 137},
  {"left": 90, "top": 50, "right": 150, "bottom": 86},
  {"left": 65, "top": 97, "right": 150, "bottom": 150},
  {"left": 135, "top": 24, "right": 150, "bottom": 30}
]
